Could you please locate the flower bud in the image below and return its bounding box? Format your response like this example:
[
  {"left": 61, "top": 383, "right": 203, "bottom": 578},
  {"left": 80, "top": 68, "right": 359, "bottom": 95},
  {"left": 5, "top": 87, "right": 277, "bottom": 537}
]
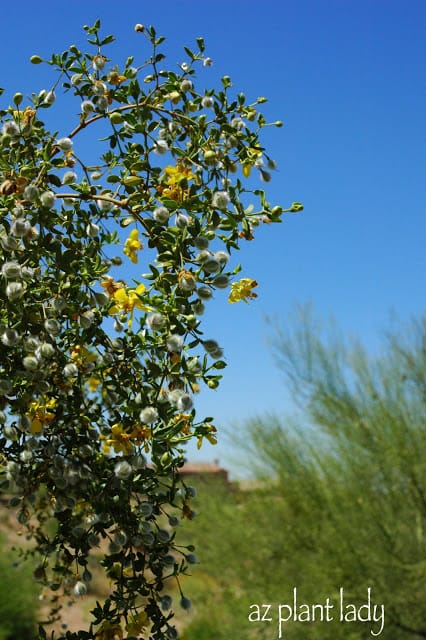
[
  {"left": 10, "top": 218, "right": 31, "bottom": 237},
  {"left": 13, "top": 92, "right": 23, "bottom": 106},
  {"left": 134, "top": 23, "right": 144, "bottom": 32},
  {"left": 30, "top": 55, "right": 43, "bottom": 64},
  {"left": 109, "top": 111, "right": 123, "bottom": 125},
  {"left": 63, "top": 363, "right": 78, "bottom": 378}
]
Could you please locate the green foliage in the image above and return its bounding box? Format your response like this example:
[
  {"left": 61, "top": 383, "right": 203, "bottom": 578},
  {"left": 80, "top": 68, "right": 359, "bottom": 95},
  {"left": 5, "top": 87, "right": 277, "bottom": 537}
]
[
  {"left": 183, "top": 311, "right": 426, "bottom": 639},
  {"left": 0, "top": 19, "right": 299, "bottom": 640},
  {"left": 0, "top": 537, "right": 38, "bottom": 639}
]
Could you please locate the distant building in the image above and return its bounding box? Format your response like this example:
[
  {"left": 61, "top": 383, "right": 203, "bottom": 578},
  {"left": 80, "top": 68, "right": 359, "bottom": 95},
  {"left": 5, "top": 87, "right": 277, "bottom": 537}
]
[{"left": 178, "top": 459, "right": 229, "bottom": 485}]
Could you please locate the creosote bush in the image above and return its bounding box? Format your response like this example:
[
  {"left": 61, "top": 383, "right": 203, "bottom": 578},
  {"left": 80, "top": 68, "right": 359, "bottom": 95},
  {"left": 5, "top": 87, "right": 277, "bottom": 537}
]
[{"left": 0, "top": 19, "right": 301, "bottom": 640}]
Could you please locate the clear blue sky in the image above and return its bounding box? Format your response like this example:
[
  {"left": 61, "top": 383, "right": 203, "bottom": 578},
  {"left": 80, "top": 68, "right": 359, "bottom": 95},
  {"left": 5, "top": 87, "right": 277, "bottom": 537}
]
[{"left": 2, "top": 1, "right": 425, "bottom": 475}]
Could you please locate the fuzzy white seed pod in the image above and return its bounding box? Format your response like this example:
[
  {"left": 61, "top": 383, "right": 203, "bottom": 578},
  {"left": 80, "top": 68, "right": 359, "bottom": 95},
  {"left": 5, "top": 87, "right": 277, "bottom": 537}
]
[
  {"left": 166, "top": 334, "right": 184, "bottom": 353},
  {"left": 213, "top": 275, "right": 229, "bottom": 289},
  {"left": 10, "top": 218, "right": 31, "bottom": 237},
  {"left": 0, "top": 379, "right": 12, "bottom": 395},
  {"left": 201, "top": 96, "right": 214, "bottom": 109},
  {"left": 1, "top": 261, "right": 21, "bottom": 279},
  {"left": 146, "top": 313, "right": 165, "bottom": 331},
  {"left": 40, "top": 191, "right": 56, "bottom": 208},
  {"left": 154, "top": 139, "right": 169, "bottom": 155},
  {"left": 92, "top": 55, "right": 106, "bottom": 71},
  {"left": 44, "top": 319, "right": 61, "bottom": 335},
  {"left": 6, "top": 281, "right": 25, "bottom": 301},
  {"left": 180, "top": 79, "right": 193, "bottom": 92},
  {"left": 212, "top": 190, "right": 230, "bottom": 209},
  {"left": 56, "top": 137, "right": 73, "bottom": 151},
  {"left": 2, "top": 120, "right": 20, "bottom": 137},
  {"left": 214, "top": 251, "right": 230, "bottom": 264},
  {"left": 153, "top": 206, "right": 170, "bottom": 224},
  {"left": 81, "top": 100, "right": 95, "bottom": 115},
  {"left": 1, "top": 329, "right": 20, "bottom": 347},
  {"left": 71, "top": 74, "right": 83, "bottom": 86},
  {"left": 73, "top": 581, "right": 87, "bottom": 597},
  {"left": 197, "top": 285, "right": 213, "bottom": 300},
  {"left": 140, "top": 406, "right": 158, "bottom": 424},
  {"left": 23, "top": 356, "right": 39, "bottom": 371},
  {"left": 175, "top": 213, "right": 189, "bottom": 228},
  {"left": 86, "top": 222, "right": 100, "bottom": 237},
  {"left": 114, "top": 461, "right": 132, "bottom": 480},
  {"left": 63, "top": 363, "right": 79, "bottom": 378},
  {"left": 193, "top": 236, "right": 209, "bottom": 250},
  {"left": 96, "top": 97, "right": 109, "bottom": 111},
  {"left": 62, "top": 171, "right": 77, "bottom": 185},
  {"left": 177, "top": 393, "right": 193, "bottom": 412},
  {"left": 23, "top": 185, "right": 39, "bottom": 202},
  {"left": 44, "top": 91, "right": 56, "bottom": 105},
  {"left": 203, "top": 258, "right": 221, "bottom": 274},
  {"left": 21, "top": 267, "right": 35, "bottom": 282}
]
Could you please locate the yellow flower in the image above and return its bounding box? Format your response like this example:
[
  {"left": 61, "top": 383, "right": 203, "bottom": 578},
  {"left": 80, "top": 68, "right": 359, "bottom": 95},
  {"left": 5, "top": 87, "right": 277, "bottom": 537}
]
[
  {"left": 228, "top": 278, "right": 258, "bottom": 304},
  {"left": 159, "top": 162, "right": 195, "bottom": 203},
  {"left": 95, "top": 621, "right": 123, "bottom": 640},
  {"left": 27, "top": 397, "right": 57, "bottom": 435},
  {"left": 87, "top": 377, "right": 101, "bottom": 392},
  {"left": 163, "top": 163, "right": 195, "bottom": 185},
  {"left": 197, "top": 424, "right": 217, "bottom": 449},
  {"left": 108, "top": 283, "right": 148, "bottom": 326},
  {"left": 101, "top": 423, "right": 134, "bottom": 455},
  {"left": 101, "top": 276, "right": 125, "bottom": 298},
  {"left": 101, "top": 423, "right": 152, "bottom": 455},
  {"left": 123, "top": 229, "right": 143, "bottom": 263},
  {"left": 126, "top": 611, "right": 149, "bottom": 635}
]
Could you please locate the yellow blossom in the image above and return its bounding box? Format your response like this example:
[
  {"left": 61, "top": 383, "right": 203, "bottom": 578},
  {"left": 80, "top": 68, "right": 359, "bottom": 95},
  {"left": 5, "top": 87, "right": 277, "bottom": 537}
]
[
  {"left": 27, "top": 397, "right": 57, "bottom": 435},
  {"left": 123, "top": 229, "right": 143, "bottom": 263},
  {"left": 126, "top": 611, "right": 149, "bottom": 635},
  {"left": 228, "top": 278, "right": 258, "bottom": 304},
  {"left": 87, "top": 377, "right": 101, "bottom": 392},
  {"left": 108, "top": 283, "right": 148, "bottom": 326},
  {"left": 163, "top": 163, "right": 195, "bottom": 185},
  {"left": 159, "top": 162, "right": 195, "bottom": 203},
  {"left": 101, "top": 277, "right": 125, "bottom": 298},
  {"left": 101, "top": 423, "right": 152, "bottom": 455},
  {"left": 95, "top": 620, "right": 123, "bottom": 640},
  {"left": 197, "top": 423, "right": 217, "bottom": 449}
]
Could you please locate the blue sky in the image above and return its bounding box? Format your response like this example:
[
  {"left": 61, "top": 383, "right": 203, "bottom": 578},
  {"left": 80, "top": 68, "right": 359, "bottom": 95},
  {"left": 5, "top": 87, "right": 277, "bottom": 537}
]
[{"left": 2, "top": 1, "right": 425, "bottom": 475}]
